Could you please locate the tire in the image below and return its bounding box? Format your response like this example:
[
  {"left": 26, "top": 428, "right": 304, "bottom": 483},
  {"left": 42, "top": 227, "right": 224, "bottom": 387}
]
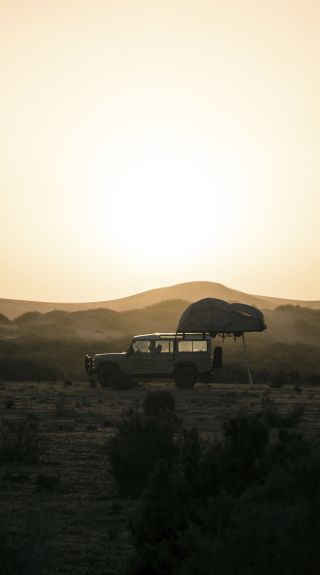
[
  {"left": 98, "top": 364, "right": 135, "bottom": 390},
  {"left": 97, "top": 364, "right": 121, "bottom": 388},
  {"left": 174, "top": 366, "right": 197, "bottom": 389}
]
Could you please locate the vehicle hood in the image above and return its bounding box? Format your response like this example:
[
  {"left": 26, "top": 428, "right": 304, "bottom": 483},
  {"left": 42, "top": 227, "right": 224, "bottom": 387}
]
[{"left": 95, "top": 352, "right": 127, "bottom": 360}]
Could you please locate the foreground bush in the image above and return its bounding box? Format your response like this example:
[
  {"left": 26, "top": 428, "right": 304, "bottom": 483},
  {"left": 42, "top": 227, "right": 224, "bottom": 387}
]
[
  {"left": 0, "top": 515, "right": 42, "bottom": 575},
  {"left": 109, "top": 391, "right": 180, "bottom": 498},
  {"left": 108, "top": 399, "right": 320, "bottom": 575},
  {"left": 0, "top": 414, "right": 39, "bottom": 463},
  {"left": 142, "top": 390, "right": 176, "bottom": 418}
]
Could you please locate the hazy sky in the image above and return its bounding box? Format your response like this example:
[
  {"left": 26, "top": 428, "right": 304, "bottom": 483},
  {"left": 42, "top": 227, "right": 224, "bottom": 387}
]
[{"left": 1, "top": 0, "right": 319, "bottom": 302}]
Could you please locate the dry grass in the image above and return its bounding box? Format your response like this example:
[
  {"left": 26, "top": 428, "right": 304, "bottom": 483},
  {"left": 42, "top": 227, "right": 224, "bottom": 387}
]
[{"left": 1, "top": 379, "right": 320, "bottom": 574}]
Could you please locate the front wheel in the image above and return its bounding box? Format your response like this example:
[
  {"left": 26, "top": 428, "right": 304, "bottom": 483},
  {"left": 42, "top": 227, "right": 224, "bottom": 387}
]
[
  {"left": 174, "top": 366, "right": 197, "bottom": 389},
  {"left": 97, "top": 364, "right": 136, "bottom": 390}
]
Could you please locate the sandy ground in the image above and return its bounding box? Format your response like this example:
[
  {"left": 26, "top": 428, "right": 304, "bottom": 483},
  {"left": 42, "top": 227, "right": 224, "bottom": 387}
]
[{"left": 1, "top": 380, "right": 320, "bottom": 574}]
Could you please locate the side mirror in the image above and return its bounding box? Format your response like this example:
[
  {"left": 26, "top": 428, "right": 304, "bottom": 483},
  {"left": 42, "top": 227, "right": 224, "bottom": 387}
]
[{"left": 127, "top": 345, "right": 133, "bottom": 355}]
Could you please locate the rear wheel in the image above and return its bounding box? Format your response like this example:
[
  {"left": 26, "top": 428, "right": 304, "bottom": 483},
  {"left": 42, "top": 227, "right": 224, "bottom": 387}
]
[{"left": 174, "top": 366, "right": 197, "bottom": 389}]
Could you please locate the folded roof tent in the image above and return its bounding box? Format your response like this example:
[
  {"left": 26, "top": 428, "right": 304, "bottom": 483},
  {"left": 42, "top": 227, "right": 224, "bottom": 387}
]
[
  {"left": 177, "top": 298, "right": 266, "bottom": 384},
  {"left": 177, "top": 298, "right": 266, "bottom": 335}
]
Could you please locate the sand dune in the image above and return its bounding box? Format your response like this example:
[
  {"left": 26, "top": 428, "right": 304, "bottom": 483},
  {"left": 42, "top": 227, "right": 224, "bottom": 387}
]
[{"left": 0, "top": 281, "right": 319, "bottom": 319}]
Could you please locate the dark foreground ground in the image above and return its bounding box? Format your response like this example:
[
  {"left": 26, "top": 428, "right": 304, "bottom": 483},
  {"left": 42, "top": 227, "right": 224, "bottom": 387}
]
[{"left": 1, "top": 380, "right": 320, "bottom": 574}]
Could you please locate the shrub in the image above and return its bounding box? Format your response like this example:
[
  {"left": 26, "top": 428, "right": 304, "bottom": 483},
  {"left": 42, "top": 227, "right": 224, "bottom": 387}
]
[
  {"left": 0, "top": 516, "right": 42, "bottom": 574},
  {"left": 36, "top": 471, "right": 60, "bottom": 491},
  {"left": 109, "top": 391, "right": 180, "bottom": 498},
  {"left": 63, "top": 379, "right": 73, "bottom": 387},
  {"left": 3, "top": 398, "right": 14, "bottom": 410},
  {"left": 127, "top": 410, "right": 320, "bottom": 575},
  {"left": 0, "top": 414, "right": 40, "bottom": 463},
  {"left": 143, "top": 390, "right": 176, "bottom": 418},
  {"left": 0, "top": 357, "right": 63, "bottom": 382},
  {"left": 109, "top": 407, "right": 177, "bottom": 498},
  {"left": 54, "top": 393, "right": 67, "bottom": 416},
  {"left": 307, "top": 373, "right": 320, "bottom": 386}
]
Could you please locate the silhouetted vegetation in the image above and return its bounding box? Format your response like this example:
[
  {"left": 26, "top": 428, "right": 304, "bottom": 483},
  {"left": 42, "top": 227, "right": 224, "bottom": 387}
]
[
  {"left": 0, "top": 512, "right": 42, "bottom": 575},
  {"left": 109, "top": 391, "right": 180, "bottom": 497},
  {"left": 107, "top": 391, "right": 320, "bottom": 574},
  {"left": 0, "top": 414, "right": 39, "bottom": 463},
  {"left": 0, "top": 335, "right": 130, "bottom": 381},
  {"left": 142, "top": 389, "right": 176, "bottom": 417},
  {"left": 0, "top": 302, "right": 319, "bottom": 382}
]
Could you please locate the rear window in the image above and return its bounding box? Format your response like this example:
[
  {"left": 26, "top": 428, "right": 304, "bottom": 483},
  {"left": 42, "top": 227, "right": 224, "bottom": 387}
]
[{"left": 178, "top": 340, "right": 208, "bottom": 352}]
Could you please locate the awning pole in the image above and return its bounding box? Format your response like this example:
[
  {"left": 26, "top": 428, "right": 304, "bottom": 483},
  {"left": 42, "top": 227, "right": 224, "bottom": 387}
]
[{"left": 242, "top": 333, "right": 253, "bottom": 385}]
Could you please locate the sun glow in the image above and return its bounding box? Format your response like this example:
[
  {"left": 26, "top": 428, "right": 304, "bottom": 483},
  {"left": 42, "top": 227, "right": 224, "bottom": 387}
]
[
  {"left": 1, "top": 0, "right": 320, "bottom": 301},
  {"left": 90, "top": 142, "right": 248, "bottom": 266}
]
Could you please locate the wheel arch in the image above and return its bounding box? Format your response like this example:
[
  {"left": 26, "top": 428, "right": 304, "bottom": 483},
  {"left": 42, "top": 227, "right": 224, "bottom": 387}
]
[{"left": 98, "top": 360, "right": 121, "bottom": 372}]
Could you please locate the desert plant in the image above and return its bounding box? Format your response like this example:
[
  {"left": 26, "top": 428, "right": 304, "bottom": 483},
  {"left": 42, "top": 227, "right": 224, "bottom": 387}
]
[
  {"left": 63, "top": 379, "right": 73, "bottom": 387},
  {"left": 0, "top": 414, "right": 39, "bottom": 463},
  {"left": 109, "top": 392, "right": 179, "bottom": 497},
  {"left": 36, "top": 471, "right": 60, "bottom": 491},
  {"left": 307, "top": 373, "right": 320, "bottom": 386},
  {"left": 3, "top": 398, "right": 14, "bottom": 410},
  {"left": 54, "top": 393, "right": 66, "bottom": 416},
  {"left": 0, "top": 515, "right": 43, "bottom": 575},
  {"left": 143, "top": 390, "right": 176, "bottom": 418},
  {"left": 127, "top": 409, "right": 320, "bottom": 575},
  {"left": 109, "top": 408, "right": 177, "bottom": 498}
]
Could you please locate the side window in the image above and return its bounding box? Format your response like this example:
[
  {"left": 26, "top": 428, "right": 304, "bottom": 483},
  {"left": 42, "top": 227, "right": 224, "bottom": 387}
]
[
  {"left": 178, "top": 340, "right": 208, "bottom": 352},
  {"left": 193, "top": 341, "right": 208, "bottom": 352},
  {"left": 132, "top": 340, "right": 151, "bottom": 353},
  {"left": 178, "top": 341, "right": 193, "bottom": 352},
  {"left": 154, "top": 340, "right": 174, "bottom": 353}
]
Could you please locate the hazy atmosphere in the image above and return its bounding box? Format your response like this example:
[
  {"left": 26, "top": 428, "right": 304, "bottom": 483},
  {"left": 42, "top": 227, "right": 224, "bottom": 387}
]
[
  {"left": 1, "top": 0, "right": 320, "bottom": 302},
  {"left": 1, "top": 5, "right": 320, "bottom": 574}
]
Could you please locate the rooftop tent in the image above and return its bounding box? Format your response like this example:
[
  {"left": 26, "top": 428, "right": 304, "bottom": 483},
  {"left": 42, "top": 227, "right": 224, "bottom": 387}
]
[{"left": 177, "top": 298, "right": 266, "bottom": 335}]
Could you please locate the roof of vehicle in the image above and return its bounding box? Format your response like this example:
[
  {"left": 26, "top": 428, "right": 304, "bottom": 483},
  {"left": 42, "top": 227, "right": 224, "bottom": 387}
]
[{"left": 133, "top": 333, "right": 212, "bottom": 341}]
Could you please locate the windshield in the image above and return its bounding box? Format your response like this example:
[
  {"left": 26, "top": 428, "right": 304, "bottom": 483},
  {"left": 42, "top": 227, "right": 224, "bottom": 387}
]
[{"left": 131, "top": 340, "right": 151, "bottom": 353}]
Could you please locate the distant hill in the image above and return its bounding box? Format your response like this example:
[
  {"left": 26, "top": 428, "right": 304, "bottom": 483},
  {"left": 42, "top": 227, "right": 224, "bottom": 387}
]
[
  {"left": 0, "top": 299, "right": 319, "bottom": 348},
  {"left": 0, "top": 299, "right": 319, "bottom": 382},
  {"left": 0, "top": 281, "right": 319, "bottom": 319}
]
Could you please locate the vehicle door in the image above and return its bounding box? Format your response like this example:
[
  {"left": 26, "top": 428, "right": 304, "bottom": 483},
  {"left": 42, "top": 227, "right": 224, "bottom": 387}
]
[
  {"left": 126, "top": 339, "right": 153, "bottom": 375},
  {"left": 151, "top": 339, "right": 175, "bottom": 375}
]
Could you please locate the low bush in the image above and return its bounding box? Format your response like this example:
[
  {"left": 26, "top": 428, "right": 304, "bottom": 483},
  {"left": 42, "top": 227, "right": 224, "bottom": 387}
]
[
  {"left": 0, "top": 414, "right": 40, "bottom": 463},
  {"left": 109, "top": 402, "right": 178, "bottom": 498},
  {"left": 54, "top": 393, "right": 67, "bottom": 416},
  {"left": 0, "top": 516, "right": 42, "bottom": 574},
  {"left": 122, "top": 407, "right": 320, "bottom": 575},
  {"left": 36, "top": 471, "right": 60, "bottom": 491},
  {"left": 0, "top": 357, "right": 63, "bottom": 382},
  {"left": 3, "top": 398, "right": 14, "bottom": 410},
  {"left": 143, "top": 390, "right": 176, "bottom": 418}
]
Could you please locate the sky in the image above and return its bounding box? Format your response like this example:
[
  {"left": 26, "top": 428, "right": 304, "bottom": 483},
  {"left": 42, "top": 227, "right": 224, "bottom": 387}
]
[{"left": 1, "top": 0, "right": 320, "bottom": 302}]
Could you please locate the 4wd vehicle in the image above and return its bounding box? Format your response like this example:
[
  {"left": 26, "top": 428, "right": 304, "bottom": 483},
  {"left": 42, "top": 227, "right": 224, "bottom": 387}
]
[{"left": 85, "top": 333, "right": 222, "bottom": 389}]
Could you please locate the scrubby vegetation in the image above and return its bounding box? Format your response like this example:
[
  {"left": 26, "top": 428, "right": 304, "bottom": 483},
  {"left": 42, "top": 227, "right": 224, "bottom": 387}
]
[
  {"left": 1, "top": 380, "right": 320, "bottom": 575},
  {"left": 0, "top": 303, "right": 319, "bottom": 383},
  {"left": 108, "top": 390, "right": 320, "bottom": 575},
  {"left": 109, "top": 391, "right": 179, "bottom": 497},
  {"left": 0, "top": 335, "right": 130, "bottom": 381},
  {"left": 0, "top": 336, "right": 319, "bottom": 385},
  {"left": 0, "top": 414, "right": 39, "bottom": 463}
]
